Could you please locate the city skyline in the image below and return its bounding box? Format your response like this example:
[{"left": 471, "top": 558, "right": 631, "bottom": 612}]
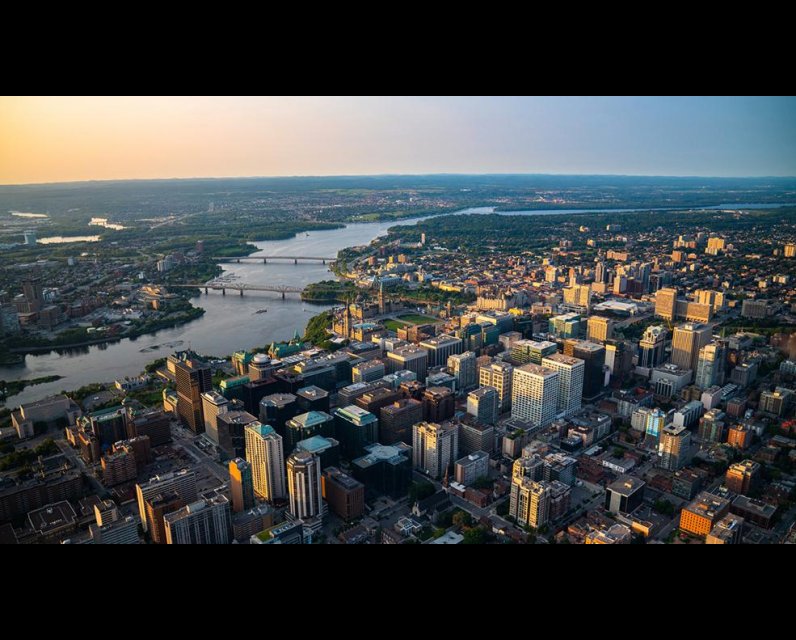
[{"left": 2, "top": 96, "right": 795, "bottom": 185}]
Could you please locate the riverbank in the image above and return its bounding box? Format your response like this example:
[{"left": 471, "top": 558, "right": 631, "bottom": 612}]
[{"left": 0, "top": 375, "right": 64, "bottom": 403}]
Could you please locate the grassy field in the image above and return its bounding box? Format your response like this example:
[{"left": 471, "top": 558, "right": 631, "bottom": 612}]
[
  {"left": 382, "top": 319, "right": 407, "bottom": 332},
  {"left": 398, "top": 314, "right": 440, "bottom": 325}
]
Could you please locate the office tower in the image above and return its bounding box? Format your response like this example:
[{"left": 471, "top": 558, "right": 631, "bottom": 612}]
[
  {"left": 605, "top": 339, "right": 632, "bottom": 378},
  {"left": 541, "top": 353, "right": 584, "bottom": 417},
  {"left": 126, "top": 407, "right": 171, "bottom": 446},
  {"left": 548, "top": 312, "right": 584, "bottom": 339},
  {"left": 295, "top": 386, "right": 330, "bottom": 414},
  {"left": 284, "top": 411, "right": 335, "bottom": 451},
  {"left": 587, "top": 316, "right": 614, "bottom": 344},
  {"left": 479, "top": 361, "right": 513, "bottom": 413},
  {"left": 247, "top": 353, "right": 274, "bottom": 381},
  {"left": 412, "top": 421, "right": 459, "bottom": 479},
  {"left": 639, "top": 325, "right": 667, "bottom": 368},
  {"left": 671, "top": 323, "right": 712, "bottom": 375},
  {"left": 295, "top": 435, "right": 340, "bottom": 470},
  {"left": 605, "top": 476, "right": 645, "bottom": 514},
  {"left": 511, "top": 339, "right": 558, "bottom": 365},
  {"left": 563, "top": 284, "right": 592, "bottom": 311},
  {"left": 454, "top": 451, "right": 489, "bottom": 485},
  {"left": 695, "top": 342, "right": 726, "bottom": 390},
  {"left": 759, "top": 387, "right": 795, "bottom": 416},
  {"left": 705, "top": 236, "right": 726, "bottom": 255},
  {"left": 244, "top": 422, "right": 286, "bottom": 502},
  {"left": 229, "top": 458, "right": 255, "bottom": 513},
  {"left": 422, "top": 386, "right": 455, "bottom": 423},
  {"left": 201, "top": 391, "right": 228, "bottom": 444},
  {"left": 420, "top": 334, "right": 463, "bottom": 367},
  {"left": 459, "top": 420, "right": 495, "bottom": 455},
  {"left": 22, "top": 278, "right": 43, "bottom": 312},
  {"left": 80, "top": 406, "right": 127, "bottom": 448},
  {"left": 511, "top": 364, "right": 558, "bottom": 426},
  {"left": 680, "top": 492, "right": 730, "bottom": 537},
  {"left": 696, "top": 289, "right": 725, "bottom": 313},
  {"left": 164, "top": 493, "right": 231, "bottom": 544},
  {"left": 467, "top": 386, "right": 499, "bottom": 425},
  {"left": 259, "top": 393, "right": 298, "bottom": 435},
  {"left": 89, "top": 515, "right": 139, "bottom": 545},
  {"left": 321, "top": 467, "right": 365, "bottom": 521},
  {"left": 448, "top": 351, "right": 477, "bottom": 392},
  {"left": 352, "top": 360, "right": 386, "bottom": 384},
  {"left": 379, "top": 399, "right": 422, "bottom": 445},
  {"left": 333, "top": 405, "right": 379, "bottom": 459},
  {"left": 287, "top": 451, "right": 324, "bottom": 521},
  {"left": 725, "top": 460, "right": 761, "bottom": 496},
  {"left": 643, "top": 408, "right": 666, "bottom": 439},
  {"left": 144, "top": 492, "right": 185, "bottom": 544},
  {"left": 785, "top": 243, "right": 796, "bottom": 258},
  {"left": 136, "top": 470, "right": 197, "bottom": 532},
  {"left": 655, "top": 287, "right": 678, "bottom": 321},
  {"left": 706, "top": 514, "right": 744, "bottom": 545},
  {"left": 563, "top": 339, "right": 606, "bottom": 398},
  {"left": 173, "top": 355, "right": 212, "bottom": 434},
  {"left": 387, "top": 345, "right": 429, "bottom": 381},
  {"left": 351, "top": 442, "right": 412, "bottom": 499},
  {"left": 101, "top": 449, "right": 137, "bottom": 487},
  {"left": 215, "top": 410, "right": 258, "bottom": 460},
  {"left": 510, "top": 478, "right": 551, "bottom": 529},
  {"left": 658, "top": 424, "right": 691, "bottom": 471}
]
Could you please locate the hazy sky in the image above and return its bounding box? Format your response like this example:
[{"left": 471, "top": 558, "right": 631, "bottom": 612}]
[{"left": 1, "top": 96, "right": 794, "bottom": 184}]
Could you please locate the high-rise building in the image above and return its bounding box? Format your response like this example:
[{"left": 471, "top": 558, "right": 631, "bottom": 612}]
[
  {"left": 387, "top": 345, "right": 429, "bottom": 381},
  {"left": 587, "top": 316, "right": 613, "bottom": 343},
  {"left": 216, "top": 410, "right": 258, "bottom": 460},
  {"left": 639, "top": 325, "right": 668, "bottom": 369},
  {"left": 172, "top": 355, "right": 212, "bottom": 434},
  {"left": 351, "top": 360, "right": 386, "bottom": 384},
  {"left": 705, "top": 236, "right": 726, "bottom": 255},
  {"left": 658, "top": 424, "right": 691, "bottom": 471},
  {"left": 785, "top": 243, "right": 796, "bottom": 258},
  {"left": 284, "top": 411, "right": 335, "bottom": 451},
  {"left": 333, "top": 405, "right": 379, "bottom": 459},
  {"left": 510, "top": 340, "right": 557, "bottom": 365},
  {"left": 510, "top": 478, "right": 551, "bottom": 529},
  {"left": 136, "top": 470, "right": 197, "bottom": 532},
  {"left": 412, "top": 421, "right": 459, "bottom": 479},
  {"left": 479, "top": 361, "right": 513, "bottom": 413},
  {"left": 201, "top": 391, "right": 228, "bottom": 444},
  {"left": 422, "top": 386, "right": 455, "bottom": 423},
  {"left": 671, "top": 323, "right": 712, "bottom": 375},
  {"left": 459, "top": 419, "right": 495, "bottom": 455},
  {"left": 259, "top": 393, "right": 298, "bottom": 436},
  {"left": 541, "top": 353, "right": 584, "bottom": 417},
  {"left": 101, "top": 449, "right": 137, "bottom": 487},
  {"left": 419, "top": 334, "right": 463, "bottom": 368},
  {"left": 378, "top": 399, "right": 422, "bottom": 445},
  {"left": 695, "top": 341, "right": 725, "bottom": 390},
  {"left": 321, "top": 467, "right": 364, "bottom": 521},
  {"left": 466, "top": 386, "right": 499, "bottom": 425},
  {"left": 695, "top": 290, "right": 726, "bottom": 313},
  {"left": 706, "top": 514, "right": 744, "bottom": 545},
  {"left": 563, "top": 339, "right": 606, "bottom": 398},
  {"left": 351, "top": 442, "right": 412, "bottom": 499},
  {"left": 286, "top": 451, "right": 325, "bottom": 521},
  {"left": 605, "top": 476, "right": 645, "bottom": 514},
  {"left": 725, "top": 460, "right": 761, "bottom": 496},
  {"left": 247, "top": 353, "right": 274, "bottom": 381},
  {"left": 680, "top": 492, "right": 730, "bottom": 537},
  {"left": 511, "top": 363, "right": 558, "bottom": 427},
  {"left": 144, "top": 491, "right": 185, "bottom": 544},
  {"left": 548, "top": 312, "right": 584, "bottom": 339},
  {"left": 229, "top": 458, "right": 255, "bottom": 513},
  {"left": 164, "top": 492, "right": 231, "bottom": 545},
  {"left": 244, "top": 422, "right": 286, "bottom": 502},
  {"left": 563, "top": 284, "right": 592, "bottom": 311},
  {"left": 594, "top": 261, "right": 608, "bottom": 284},
  {"left": 448, "top": 351, "right": 477, "bottom": 393},
  {"left": 655, "top": 287, "right": 678, "bottom": 321},
  {"left": 454, "top": 451, "right": 489, "bottom": 485},
  {"left": 22, "top": 278, "right": 43, "bottom": 312}
]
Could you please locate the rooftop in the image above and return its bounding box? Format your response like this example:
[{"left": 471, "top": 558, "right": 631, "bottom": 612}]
[{"left": 607, "top": 475, "right": 645, "bottom": 496}]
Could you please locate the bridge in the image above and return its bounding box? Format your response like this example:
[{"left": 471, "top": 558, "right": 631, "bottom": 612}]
[
  {"left": 169, "top": 283, "right": 305, "bottom": 299},
  {"left": 212, "top": 255, "right": 336, "bottom": 265}
]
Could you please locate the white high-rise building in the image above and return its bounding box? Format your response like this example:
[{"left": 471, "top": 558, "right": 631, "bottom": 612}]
[
  {"left": 448, "top": 351, "right": 477, "bottom": 393},
  {"left": 672, "top": 323, "right": 712, "bottom": 375},
  {"left": 412, "top": 421, "right": 459, "bottom": 479},
  {"left": 479, "top": 361, "right": 513, "bottom": 413},
  {"left": 695, "top": 341, "right": 726, "bottom": 390},
  {"left": 511, "top": 364, "right": 559, "bottom": 427},
  {"left": 541, "top": 353, "right": 584, "bottom": 417},
  {"left": 286, "top": 451, "right": 324, "bottom": 520},
  {"left": 201, "top": 391, "right": 229, "bottom": 444},
  {"left": 245, "top": 422, "right": 287, "bottom": 502}
]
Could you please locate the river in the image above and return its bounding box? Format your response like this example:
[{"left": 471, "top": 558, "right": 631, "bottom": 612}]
[{"left": 1, "top": 202, "right": 793, "bottom": 406}]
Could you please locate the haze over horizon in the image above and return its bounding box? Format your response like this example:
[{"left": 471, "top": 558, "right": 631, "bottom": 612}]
[{"left": 1, "top": 96, "right": 795, "bottom": 185}]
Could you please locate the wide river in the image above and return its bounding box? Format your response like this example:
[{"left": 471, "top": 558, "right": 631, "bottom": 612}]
[{"left": 1, "top": 202, "right": 792, "bottom": 406}]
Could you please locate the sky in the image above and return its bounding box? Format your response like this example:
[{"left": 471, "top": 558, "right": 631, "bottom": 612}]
[{"left": 1, "top": 96, "right": 794, "bottom": 184}]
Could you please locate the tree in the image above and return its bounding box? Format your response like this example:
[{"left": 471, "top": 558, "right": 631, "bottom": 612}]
[
  {"left": 472, "top": 476, "right": 493, "bottom": 490},
  {"left": 462, "top": 527, "right": 488, "bottom": 544},
  {"left": 452, "top": 511, "right": 473, "bottom": 529},
  {"left": 408, "top": 480, "right": 435, "bottom": 503},
  {"left": 653, "top": 498, "right": 675, "bottom": 516}
]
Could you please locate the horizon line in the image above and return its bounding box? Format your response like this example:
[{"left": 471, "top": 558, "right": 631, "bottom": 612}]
[{"left": 2, "top": 171, "right": 796, "bottom": 188}]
